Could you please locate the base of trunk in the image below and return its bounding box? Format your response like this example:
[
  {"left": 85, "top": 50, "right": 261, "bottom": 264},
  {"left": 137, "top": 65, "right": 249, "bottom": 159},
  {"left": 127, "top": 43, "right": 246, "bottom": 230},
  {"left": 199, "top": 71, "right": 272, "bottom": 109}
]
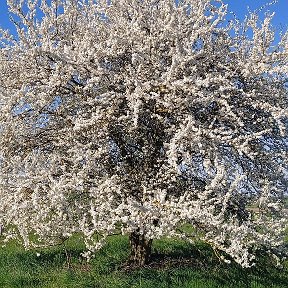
[{"left": 129, "top": 231, "right": 152, "bottom": 266}]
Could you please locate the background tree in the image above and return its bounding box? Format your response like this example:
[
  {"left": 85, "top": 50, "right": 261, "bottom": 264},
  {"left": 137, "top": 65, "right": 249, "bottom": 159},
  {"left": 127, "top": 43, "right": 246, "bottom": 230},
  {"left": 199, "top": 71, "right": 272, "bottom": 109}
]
[{"left": 0, "top": 0, "right": 287, "bottom": 267}]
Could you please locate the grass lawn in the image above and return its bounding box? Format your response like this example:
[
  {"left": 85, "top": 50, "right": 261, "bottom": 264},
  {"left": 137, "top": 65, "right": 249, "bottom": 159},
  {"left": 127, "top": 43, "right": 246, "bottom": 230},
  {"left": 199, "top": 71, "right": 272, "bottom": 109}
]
[{"left": 0, "top": 235, "right": 287, "bottom": 288}]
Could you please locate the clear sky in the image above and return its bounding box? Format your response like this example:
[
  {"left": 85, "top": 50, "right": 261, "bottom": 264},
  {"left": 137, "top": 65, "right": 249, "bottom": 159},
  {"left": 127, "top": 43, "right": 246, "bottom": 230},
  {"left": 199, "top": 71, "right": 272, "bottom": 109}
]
[
  {"left": 224, "top": 0, "right": 288, "bottom": 31},
  {"left": 0, "top": 0, "right": 287, "bottom": 35}
]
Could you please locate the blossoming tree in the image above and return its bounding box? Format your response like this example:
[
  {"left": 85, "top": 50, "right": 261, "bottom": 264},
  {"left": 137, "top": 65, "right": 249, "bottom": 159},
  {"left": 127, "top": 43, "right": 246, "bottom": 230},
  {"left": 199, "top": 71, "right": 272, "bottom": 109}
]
[{"left": 0, "top": 0, "right": 287, "bottom": 267}]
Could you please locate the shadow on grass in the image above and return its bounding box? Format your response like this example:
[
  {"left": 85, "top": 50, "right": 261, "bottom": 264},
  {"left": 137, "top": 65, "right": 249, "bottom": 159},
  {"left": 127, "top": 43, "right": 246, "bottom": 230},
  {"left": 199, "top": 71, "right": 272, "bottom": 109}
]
[
  {"left": 121, "top": 238, "right": 288, "bottom": 288},
  {"left": 0, "top": 236, "right": 287, "bottom": 288}
]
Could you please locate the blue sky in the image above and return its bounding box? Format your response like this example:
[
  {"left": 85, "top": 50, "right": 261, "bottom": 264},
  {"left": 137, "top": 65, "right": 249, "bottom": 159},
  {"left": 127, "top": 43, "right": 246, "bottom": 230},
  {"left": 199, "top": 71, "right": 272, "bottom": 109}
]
[
  {"left": 0, "top": 0, "right": 287, "bottom": 35},
  {"left": 225, "top": 0, "right": 288, "bottom": 31}
]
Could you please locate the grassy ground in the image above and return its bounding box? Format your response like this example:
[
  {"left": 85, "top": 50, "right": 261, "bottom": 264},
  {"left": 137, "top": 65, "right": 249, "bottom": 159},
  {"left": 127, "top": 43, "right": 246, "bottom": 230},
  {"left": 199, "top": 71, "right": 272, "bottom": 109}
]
[{"left": 0, "top": 235, "right": 287, "bottom": 288}]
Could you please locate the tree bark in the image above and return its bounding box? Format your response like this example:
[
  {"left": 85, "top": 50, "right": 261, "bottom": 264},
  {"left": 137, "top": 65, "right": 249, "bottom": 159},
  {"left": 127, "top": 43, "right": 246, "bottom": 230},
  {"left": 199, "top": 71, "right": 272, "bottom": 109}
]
[{"left": 129, "top": 231, "right": 152, "bottom": 266}]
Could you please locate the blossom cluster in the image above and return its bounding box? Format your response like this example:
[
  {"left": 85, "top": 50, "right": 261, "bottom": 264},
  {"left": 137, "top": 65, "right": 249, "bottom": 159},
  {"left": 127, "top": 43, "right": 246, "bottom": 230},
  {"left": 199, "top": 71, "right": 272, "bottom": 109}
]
[{"left": 0, "top": 0, "right": 287, "bottom": 267}]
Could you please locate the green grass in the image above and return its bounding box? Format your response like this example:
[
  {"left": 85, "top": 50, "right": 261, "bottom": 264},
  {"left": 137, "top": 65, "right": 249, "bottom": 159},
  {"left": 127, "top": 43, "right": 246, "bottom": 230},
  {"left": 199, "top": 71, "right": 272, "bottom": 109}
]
[{"left": 0, "top": 235, "right": 287, "bottom": 288}]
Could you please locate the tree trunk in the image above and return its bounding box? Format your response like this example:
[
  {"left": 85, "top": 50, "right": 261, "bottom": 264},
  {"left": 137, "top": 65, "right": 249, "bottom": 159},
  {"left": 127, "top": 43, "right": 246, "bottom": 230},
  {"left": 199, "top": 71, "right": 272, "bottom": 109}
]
[{"left": 129, "top": 231, "right": 152, "bottom": 266}]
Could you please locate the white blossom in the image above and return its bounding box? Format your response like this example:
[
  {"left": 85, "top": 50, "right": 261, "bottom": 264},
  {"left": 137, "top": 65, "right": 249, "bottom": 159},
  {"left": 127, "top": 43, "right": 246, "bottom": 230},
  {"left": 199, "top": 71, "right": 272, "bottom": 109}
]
[{"left": 0, "top": 0, "right": 287, "bottom": 267}]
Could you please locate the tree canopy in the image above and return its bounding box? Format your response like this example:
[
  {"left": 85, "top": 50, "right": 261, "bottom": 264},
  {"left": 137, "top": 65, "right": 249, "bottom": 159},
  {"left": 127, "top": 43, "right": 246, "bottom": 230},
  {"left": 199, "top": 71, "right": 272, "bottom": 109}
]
[{"left": 0, "top": 0, "right": 287, "bottom": 267}]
